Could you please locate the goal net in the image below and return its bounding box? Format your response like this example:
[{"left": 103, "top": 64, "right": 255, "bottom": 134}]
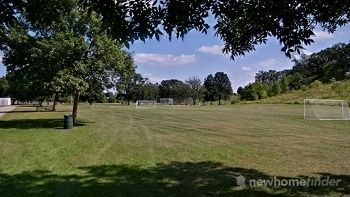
[
  {"left": 136, "top": 100, "right": 156, "bottom": 108},
  {"left": 304, "top": 99, "right": 350, "bottom": 120},
  {"left": 160, "top": 98, "right": 174, "bottom": 105}
]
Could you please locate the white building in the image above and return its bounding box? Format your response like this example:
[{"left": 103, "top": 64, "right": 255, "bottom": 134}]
[{"left": 0, "top": 98, "right": 11, "bottom": 106}]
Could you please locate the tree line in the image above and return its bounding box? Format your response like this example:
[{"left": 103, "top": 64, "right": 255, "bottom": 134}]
[
  {"left": 0, "top": 69, "right": 233, "bottom": 105},
  {"left": 237, "top": 42, "right": 350, "bottom": 101}
]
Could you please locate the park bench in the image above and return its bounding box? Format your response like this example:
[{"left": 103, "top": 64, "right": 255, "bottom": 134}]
[{"left": 35, "top": 105, "right": 51, "bottom": 112}]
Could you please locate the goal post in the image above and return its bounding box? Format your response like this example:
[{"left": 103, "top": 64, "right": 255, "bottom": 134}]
[
  {"left": 136, "top": 100, "right": 157, "bottom": 108},
  {"left": 160, "top": 98, "right": 174, "bottom": 105},
  {"left": 304, "top": 99, "right": 350, "bottom": 120}
]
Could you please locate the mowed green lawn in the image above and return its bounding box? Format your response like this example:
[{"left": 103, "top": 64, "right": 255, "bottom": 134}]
[{"left": 0, "top": 104, "right": 349, "bottom": 196}]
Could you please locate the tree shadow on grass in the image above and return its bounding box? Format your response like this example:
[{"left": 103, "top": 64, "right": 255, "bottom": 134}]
[
  {"left": 3, "top": 110, "right": 72, "bottom": 114},
  {"left": 0, "top": 119, "right": 89, "bottom": 129},
  {"left": 0, "top": 161, "right": 348, "bottom": 197},
  {"left": 1, "top": 110, "right": 38, "bottom": 113},
  {"left": 0, "top": 107, "right": 72, "bottom": 114}
]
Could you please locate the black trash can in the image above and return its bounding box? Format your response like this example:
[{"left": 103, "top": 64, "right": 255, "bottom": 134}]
[{"left": 64, "top": 115, "right": 73, "bottom": 129}]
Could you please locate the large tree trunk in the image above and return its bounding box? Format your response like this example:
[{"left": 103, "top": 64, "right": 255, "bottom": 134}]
[
  {"left": 72, "top": 92, "right": 80, "bottom": 125},
  {"left": 219, "top": 97, "right": 222, "bottom": 105},
  {"left": 127, "top": 99, "right": 130, "bottom": 105},
  {"left": 192, "top": 97, "right": 196, "bottom": 105},
  {"left": 52, "top": 93, "right": 57, "bottom": 111}
]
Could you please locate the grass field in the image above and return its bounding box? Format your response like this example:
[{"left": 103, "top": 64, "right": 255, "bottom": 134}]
[{"left": 0, "top": 104, "right": 349, "bottom": 196}]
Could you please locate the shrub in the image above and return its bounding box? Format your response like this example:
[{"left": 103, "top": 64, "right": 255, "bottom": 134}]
[
  {"left": 231, "top": 100, "right": 238, "bottom": 104},
  {"left": 270, "top": 82, "right": 281, "bottom": 96},
  {"left": 259, "top": 90, "right": 268, "bottom": 99}
]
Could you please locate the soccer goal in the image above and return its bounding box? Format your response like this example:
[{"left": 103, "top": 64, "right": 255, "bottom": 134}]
[
  {"left": 304, "top": 99, "right": 350, "bottom": 120},
  {"left": 136, "top": 100, "right": 156, "bottom": 108},
  {"left": 160, "top": 98, "right": 174, "bottom": 105}
]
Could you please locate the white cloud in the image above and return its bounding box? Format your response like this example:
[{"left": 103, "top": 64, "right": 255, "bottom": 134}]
[
  {"left": 312, "top": 31, "right": 334, "bottom": 40},
  {"left": 134, "top": 53, "right": 196, "bottom": 67},
  {"left": 241, "top": 66, "right": 252, "bottom": 71},
  {"left": 197, "top": 45, "right": 225, "bottom": 56},
  {"left": 257, "top": 58, "right": 278, "bottom": 67}
]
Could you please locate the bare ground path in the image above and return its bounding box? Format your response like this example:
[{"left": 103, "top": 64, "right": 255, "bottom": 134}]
[{"left": 0, "top": 106, "right": 16, "bottom": 119}]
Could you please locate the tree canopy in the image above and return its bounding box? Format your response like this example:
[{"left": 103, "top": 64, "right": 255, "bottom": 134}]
[
  {"left": 1, "top": 0, "right": 350, "bottom": 59},
  {"left": 159, "top": 79, "right": 189, "bottom": 101},
  {"left": 1, "top": 0, "right": 133, "bottom": 123}
]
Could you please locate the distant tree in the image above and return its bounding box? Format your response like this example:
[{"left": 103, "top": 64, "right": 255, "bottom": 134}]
[
  {"left": 243, "top": 42, "right": 350, "bottom": 97},
  {"left": 116, "top": 68, "right": 144, "bottom": 105},
  {"left": 105, "top": 92, "right": 116, "bottom": 103},
  {"left": 255, "top": 70, "right": 281, "bottom": 85},
  {"left": 260, "top": 89, "right": 268, "bottom": 99},
  {"left": 6, "top": 72, "right": 38, "bottom": 103},
  {"left": 203, "top": 74, "right": 217, "bottom": 104},
  {"left": 239, "top": 82, "right": 270, "bottom": 101},
  {"left": 286, "top": 43, "right": 350, "bottom": 87},
  {"left": 159, "top": 79, "right": 188, "bottom": 101},
  {"left": 280, "top": 76, "right": 290, "bottom": 93},
  {"left": 80, "top": 82, "right": 106, "bottom": 105},
  {"left": 288, "top": 72, "right": 304, "bottom": 90},
  {"left": 240, "top": 83, "right": 259, "bottom": 101},
  {"left": 0, "top": 77, "right": 9, "bottom": 97},
  {"left": 237, "top": 86, "right": 244, "bottom": 95},
  {"left": 253, "top": 82, "right": 268, "bottom": 99},
  {"left": 185, "top": 77, "right": 202, "bottom": 105},
  {"left": 213, "top": 72, "right": 233, "bottom": 105},
  {"left": 133, "top": 80, "right": 159, "bottom": 101},
  {"left": 198, "top": 86, "right": 207, "bottom": 104}
]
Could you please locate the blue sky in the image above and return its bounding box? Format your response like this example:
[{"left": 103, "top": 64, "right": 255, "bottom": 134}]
[
  {"left": 130, "top": 25, "right": 350, "bottom": 91},
  {"left": 1, "top": 25, "right": 349, "bottom": 91}
]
